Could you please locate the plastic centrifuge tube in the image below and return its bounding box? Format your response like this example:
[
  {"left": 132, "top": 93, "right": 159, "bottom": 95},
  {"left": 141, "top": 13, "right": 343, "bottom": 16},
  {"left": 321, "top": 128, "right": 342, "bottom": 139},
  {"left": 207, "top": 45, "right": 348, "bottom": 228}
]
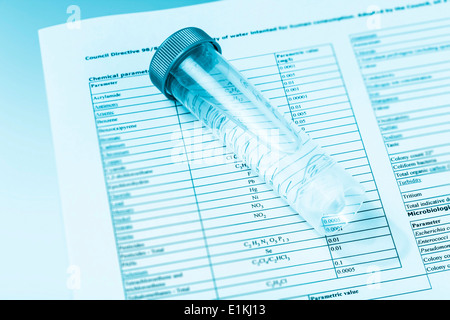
[{"left": 149, "top": 27, "right": 366, "bottom": 235}]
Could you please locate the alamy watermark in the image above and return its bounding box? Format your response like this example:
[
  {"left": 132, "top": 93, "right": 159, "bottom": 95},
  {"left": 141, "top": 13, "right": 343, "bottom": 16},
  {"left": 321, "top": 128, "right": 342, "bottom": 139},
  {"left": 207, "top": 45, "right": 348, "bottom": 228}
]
[{"left": 66, "top": 5, "right": 81, "bottom": 29}]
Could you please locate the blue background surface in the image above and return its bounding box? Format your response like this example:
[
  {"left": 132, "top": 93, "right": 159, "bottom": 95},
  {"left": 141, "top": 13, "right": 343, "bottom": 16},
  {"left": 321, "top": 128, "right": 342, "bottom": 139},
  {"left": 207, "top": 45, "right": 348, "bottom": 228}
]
[{"left": 0, "top": 0, "right": 215, "bottom": 299}]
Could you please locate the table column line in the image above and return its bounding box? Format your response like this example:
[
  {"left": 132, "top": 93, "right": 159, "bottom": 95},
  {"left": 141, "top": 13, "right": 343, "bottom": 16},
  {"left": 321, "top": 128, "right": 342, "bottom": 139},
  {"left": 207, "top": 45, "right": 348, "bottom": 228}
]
[{"left": 174, "top": 101, "right": 220, "bottom": 299}]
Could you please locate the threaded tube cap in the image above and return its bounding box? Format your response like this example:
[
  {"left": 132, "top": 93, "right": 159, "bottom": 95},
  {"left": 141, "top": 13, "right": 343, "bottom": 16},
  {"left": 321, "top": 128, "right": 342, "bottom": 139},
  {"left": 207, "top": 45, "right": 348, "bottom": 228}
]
[{"left": 149, "top": 27, "right": 221, "bottom": 99}]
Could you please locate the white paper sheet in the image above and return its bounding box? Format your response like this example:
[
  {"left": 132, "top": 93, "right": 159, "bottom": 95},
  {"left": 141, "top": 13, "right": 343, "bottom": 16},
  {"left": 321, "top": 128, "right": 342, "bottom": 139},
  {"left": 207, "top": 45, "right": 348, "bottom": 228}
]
[{"left": 39, "top": 0, "right": 450, "bottom": 299}]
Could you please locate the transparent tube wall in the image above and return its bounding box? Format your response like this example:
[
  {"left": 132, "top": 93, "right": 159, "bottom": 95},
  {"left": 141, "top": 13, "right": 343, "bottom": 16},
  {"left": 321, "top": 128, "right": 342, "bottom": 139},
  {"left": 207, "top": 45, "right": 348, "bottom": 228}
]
[{"left": 167, "top": 43, "right": 366, "bottom": 235}]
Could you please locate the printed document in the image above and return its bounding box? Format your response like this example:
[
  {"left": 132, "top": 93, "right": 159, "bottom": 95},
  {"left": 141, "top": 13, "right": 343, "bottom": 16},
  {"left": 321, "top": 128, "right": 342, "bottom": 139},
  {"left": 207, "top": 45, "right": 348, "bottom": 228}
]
[{"left": 39, "top": 0, "right": 450, "bottom": 299}]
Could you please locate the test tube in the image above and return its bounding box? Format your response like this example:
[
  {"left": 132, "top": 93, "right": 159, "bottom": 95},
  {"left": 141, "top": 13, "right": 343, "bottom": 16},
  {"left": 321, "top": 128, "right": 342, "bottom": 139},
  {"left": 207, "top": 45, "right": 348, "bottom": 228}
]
[{"left": 149, "top": 27, "right": 366, "bottom": 235}]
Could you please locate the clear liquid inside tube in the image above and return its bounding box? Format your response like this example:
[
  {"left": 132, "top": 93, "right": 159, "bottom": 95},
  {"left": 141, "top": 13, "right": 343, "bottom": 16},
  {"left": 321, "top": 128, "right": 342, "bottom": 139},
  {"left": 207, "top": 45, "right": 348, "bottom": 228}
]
[
  {"left": 168, "top": 43, "right": 367, "bottom": 235},
  {"left": 170, "top": 44, "right": 301, "bottom": 154}
]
